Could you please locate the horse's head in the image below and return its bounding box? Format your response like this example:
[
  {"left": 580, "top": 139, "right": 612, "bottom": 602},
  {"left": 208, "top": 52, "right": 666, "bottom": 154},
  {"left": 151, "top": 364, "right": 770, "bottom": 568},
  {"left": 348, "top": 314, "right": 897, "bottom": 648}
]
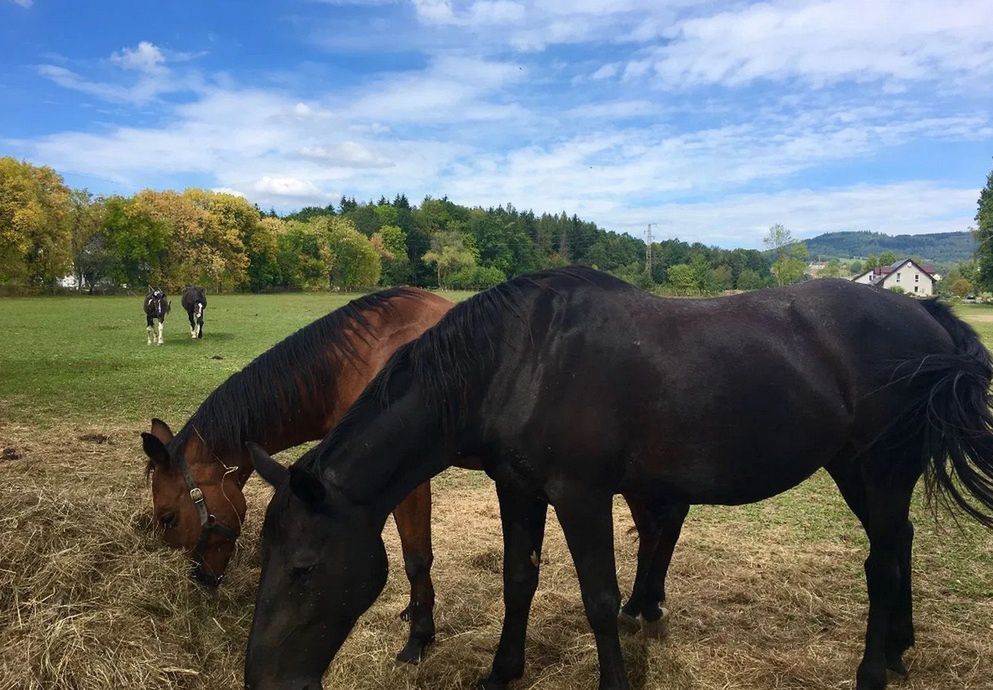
[
  {"left": 141, "top": 418, "right": 248, "bottom": 587},
  {"left": 244, "top": 444, "right": 387, "bottom": 689}
]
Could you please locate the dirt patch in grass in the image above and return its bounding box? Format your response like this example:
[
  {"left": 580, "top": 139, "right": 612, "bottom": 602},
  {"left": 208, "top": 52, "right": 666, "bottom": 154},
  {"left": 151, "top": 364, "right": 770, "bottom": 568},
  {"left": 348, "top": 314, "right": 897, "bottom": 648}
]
[
  {"left": 961, "top": 314, "right": 993, "bottom": 323},
  {"left": 1, "top": 423, "right": 991, "bottom": 689},
  {"left": 77, "top": 433, "right": 112, "bottom": 444}
]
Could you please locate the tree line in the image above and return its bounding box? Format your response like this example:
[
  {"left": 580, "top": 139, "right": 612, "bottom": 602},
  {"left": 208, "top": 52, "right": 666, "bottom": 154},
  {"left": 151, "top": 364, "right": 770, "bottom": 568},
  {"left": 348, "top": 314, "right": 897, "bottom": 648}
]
[{"left": 1, "top": 157, "right": 782, "bottom": 294}]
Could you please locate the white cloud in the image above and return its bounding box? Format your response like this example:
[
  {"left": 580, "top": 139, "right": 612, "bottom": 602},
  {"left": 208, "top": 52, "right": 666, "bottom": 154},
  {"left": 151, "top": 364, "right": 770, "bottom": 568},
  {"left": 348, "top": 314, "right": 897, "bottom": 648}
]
[
  {"left": 15, "top": 8, "right": 993, "bottom": 242},
  {"left": 110, "top": 41, "right": 166, "bottom": 73},
  {"left": 640, "top": 183, "right": 979, "bottom": 247},
  {"left": 38, "top": 41, "right": 190, "bottom": 104},
  {"left": 565, "top": 100, "right": 664, "bottom": 119},
  {"left": 251, "top": 176, "right": 326, "bottom": 199},
  {"left": 590, "top": 63, "right": 619, "bottom": 80},
  {"left": 298, "top": 142, "right": 395, "bottom": 168},
  {"left": 647, "top": 0, "right": 993, "bottom": 87},
  {"left": 412, "top": 0, "right": 455, "bottom": 23},
  {"left": 37, "top": 65, "right": 131, "bottom": 102},
  {"left": 211, "top": 187, "right": 246, "bottom": 198},
  {"left": 7, "top": 0, "right": 32, "bottom": 7},
  {"left": 344, "top": 55, "right": 528, "bottom": 124}
]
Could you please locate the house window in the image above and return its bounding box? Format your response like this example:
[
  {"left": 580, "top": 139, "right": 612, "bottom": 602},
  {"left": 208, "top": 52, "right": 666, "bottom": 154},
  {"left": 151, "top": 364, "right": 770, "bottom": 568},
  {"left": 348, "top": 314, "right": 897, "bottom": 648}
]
[
  {"left": 896, "top": 272, "right": 901, "bottom": 281},
  {"left": 914, "top": 286, "right": 919, "bottom": 293},
  {"left": 915, "top": 274, "right": 919, "bottom": 282}
]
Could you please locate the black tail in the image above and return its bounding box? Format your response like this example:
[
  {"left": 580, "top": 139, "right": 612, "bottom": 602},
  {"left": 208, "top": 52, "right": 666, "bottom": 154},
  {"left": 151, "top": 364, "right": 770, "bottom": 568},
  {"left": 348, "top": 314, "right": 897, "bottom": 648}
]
[{"left": 911, "top": 300, "right": 993, "bottom": 528}]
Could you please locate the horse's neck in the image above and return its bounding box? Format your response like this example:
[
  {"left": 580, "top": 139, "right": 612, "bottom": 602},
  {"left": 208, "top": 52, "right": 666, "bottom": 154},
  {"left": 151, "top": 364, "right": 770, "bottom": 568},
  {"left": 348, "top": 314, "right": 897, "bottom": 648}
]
[{"left": 324, "top": 384, "right": 452, "bottom": 518}]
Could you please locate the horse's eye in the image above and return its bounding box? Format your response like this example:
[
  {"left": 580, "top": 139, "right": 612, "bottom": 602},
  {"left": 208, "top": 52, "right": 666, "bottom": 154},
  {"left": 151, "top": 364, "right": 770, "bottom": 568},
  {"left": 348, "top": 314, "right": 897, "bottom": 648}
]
[
  {"left": 290, "top": 563, "right": 318, "bottom": 579},
  {"left": 159, "top": 513, "right": 178, "bottom": 530}
]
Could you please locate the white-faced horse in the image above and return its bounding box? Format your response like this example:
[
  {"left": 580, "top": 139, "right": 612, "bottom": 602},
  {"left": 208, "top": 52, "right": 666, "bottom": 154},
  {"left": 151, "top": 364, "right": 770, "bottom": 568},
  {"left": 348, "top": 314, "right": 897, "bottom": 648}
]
[
  {"left": 144, "top": 288, "right": 170, "bottom": 345},
  {"left": 181, "top": 286, "right": 206, "bottom": 339}
]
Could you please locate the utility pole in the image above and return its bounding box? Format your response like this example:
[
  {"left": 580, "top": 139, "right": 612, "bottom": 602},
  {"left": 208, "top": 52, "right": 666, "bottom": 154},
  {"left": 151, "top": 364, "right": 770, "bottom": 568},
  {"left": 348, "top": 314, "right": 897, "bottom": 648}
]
[{"left": 645, "top": 223, "right": 656, "bottom": 275}]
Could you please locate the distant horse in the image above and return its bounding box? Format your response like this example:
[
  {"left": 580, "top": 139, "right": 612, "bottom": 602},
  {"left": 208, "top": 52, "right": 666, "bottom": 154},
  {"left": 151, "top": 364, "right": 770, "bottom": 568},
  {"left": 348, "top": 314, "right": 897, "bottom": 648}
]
[
  {"left": 142, "top": 286, "right": 673, "bottom": 663},
  {"left": 143, "top": 287, "right": 170, "bottom": 345},
  {"left": 181, "top": 286, "right": 207, "bottom": 339},
  {"left": 245, "top": 267, "right": 993, "bottom": 690}
]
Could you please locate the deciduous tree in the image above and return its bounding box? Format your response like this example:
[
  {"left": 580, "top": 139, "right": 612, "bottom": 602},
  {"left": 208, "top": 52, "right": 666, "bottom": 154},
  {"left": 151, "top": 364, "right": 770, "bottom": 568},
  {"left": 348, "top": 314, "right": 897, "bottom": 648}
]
[
  {"left": 764, "top": 224, "right": 808, "bottom": 286},
  {"left": 0, "top": 157, "right": 72, "bottom": 286},
  {"left": 423, "top": 230, "right": 477, "bottom": 287},
  {"left": 322, "top": 217, "right": 381, "bottom": 288}
]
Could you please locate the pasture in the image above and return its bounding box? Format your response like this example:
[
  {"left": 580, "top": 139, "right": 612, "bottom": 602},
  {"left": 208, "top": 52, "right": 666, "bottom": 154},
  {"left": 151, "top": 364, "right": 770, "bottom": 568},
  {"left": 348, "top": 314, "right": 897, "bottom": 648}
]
[{"left": 0, "top": 293, "right": 991, "bottom": 690}]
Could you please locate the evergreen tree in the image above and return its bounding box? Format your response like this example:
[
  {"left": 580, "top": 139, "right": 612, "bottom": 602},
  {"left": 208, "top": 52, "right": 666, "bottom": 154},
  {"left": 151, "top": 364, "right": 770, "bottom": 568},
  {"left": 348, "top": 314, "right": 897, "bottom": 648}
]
[{"left": 975, "top": 163, "right": 993, "bottom": 290}]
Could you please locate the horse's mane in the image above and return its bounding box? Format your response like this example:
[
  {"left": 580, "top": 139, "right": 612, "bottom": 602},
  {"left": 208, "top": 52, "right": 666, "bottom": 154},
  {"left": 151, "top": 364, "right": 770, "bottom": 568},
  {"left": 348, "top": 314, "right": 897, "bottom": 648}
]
[
  {"left": 157, "top": 287, "right": 427, "bottom": 472},
  {"left": 317, "top": 266, "right": 629, "bottom": 464}
]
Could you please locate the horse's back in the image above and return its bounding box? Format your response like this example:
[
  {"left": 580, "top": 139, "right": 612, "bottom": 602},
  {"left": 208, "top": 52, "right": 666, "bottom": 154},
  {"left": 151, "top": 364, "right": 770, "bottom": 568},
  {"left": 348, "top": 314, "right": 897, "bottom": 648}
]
[
  {"left": 182, "top": 286, "right": 206, "bottom": 309},
  {"left": 482, "top": 274, "right": 958, "bottom": 505}
]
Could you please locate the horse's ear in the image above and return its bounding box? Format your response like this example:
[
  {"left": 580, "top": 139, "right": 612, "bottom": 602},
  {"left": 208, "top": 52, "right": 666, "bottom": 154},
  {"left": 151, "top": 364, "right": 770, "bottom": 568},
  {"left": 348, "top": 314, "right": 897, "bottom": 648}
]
[
  {"left": 141, "top": 432, "right": 170, "bottom": 469},
  {"left": 150, "top": 418, "right": 174, "bottom": 445},
  {"left": 247, "top": 442, "right": 288, "bottom": 487},
  {"left": 289, "top": 465, "right": 326, "bottom": 509}
]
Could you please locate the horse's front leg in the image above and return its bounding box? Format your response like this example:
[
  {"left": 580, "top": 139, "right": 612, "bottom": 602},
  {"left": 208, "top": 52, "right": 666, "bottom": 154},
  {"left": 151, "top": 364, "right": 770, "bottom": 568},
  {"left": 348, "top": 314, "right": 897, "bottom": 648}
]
[
  {"left": 189, "top": 313, "right": 196, "bottom": 338},
  {"left": 157, "top": 319, "right": 164, "bottom": 345},
  {"left": 146, "top": 316, "right": 154, "bottom": 345},
  {"left": 392, "top": 480, "right": 436, "bottom": 663},
  {"left": 557, "top": 488, "right": 629, "bottom": 690},
  {"left": 482, "top": 481, "right": 548, "bottom": 690}
]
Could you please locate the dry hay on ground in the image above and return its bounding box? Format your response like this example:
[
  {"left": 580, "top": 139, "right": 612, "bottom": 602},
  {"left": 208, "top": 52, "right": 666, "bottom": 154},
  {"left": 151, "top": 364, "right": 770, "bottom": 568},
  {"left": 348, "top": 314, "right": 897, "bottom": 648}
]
[{"left": 1, "top": 423, "right": 991, "bottom": 690}]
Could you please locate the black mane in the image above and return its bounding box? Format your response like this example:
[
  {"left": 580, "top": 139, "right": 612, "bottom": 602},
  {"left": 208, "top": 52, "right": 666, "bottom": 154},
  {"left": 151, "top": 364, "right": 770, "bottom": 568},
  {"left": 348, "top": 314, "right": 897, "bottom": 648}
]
[
  {"left": 165, "top": 287, "right": 428, "bottom": 465},
  {"left": 315, "top": 267, "right": 631, "bottom": 468}
]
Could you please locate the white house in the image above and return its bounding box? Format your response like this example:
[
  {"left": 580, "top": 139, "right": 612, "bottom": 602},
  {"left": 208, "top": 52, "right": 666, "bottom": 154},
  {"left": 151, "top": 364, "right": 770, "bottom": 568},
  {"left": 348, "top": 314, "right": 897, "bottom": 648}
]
[{"left": 851, "top": 259, "right": 939, "bottom": 297}]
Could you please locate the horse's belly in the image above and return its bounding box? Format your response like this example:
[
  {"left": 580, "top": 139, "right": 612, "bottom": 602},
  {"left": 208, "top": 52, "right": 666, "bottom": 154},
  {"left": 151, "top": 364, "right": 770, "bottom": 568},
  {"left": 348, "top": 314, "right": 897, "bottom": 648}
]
[{"left": 625, "top": 390, "right": 852, "bottom": 506}]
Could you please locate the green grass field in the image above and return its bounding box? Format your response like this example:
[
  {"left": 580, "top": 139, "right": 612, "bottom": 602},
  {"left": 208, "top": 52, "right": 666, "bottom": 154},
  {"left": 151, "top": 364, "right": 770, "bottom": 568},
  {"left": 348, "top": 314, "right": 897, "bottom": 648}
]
[
  {"left": 1, "top": 292, "right": 991, "bottom": 690},
  {"left": 0, "top": 291, "right": 472, "bottom": 426}
]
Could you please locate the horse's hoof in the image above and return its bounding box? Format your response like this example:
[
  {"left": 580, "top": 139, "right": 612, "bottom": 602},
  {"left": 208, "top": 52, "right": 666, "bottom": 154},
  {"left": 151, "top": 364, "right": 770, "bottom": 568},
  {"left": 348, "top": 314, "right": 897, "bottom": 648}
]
[
  {"left": 478, "top": 676, "right": 508, "bottom": 690},
  {"left": 618, "top": 611, "right": 641, "bottom": 635},
  {"left": 856, "top": 665, "right": 888, "bottom": 690},
  {"left": 395, "top": 635, "right": 433, "bottom": 665},
  {"left": 642, "top": 607, "right": 669, "bottom": 639},
  {"left": 886, "top": 658, "right": 909, "bottom": 678}
]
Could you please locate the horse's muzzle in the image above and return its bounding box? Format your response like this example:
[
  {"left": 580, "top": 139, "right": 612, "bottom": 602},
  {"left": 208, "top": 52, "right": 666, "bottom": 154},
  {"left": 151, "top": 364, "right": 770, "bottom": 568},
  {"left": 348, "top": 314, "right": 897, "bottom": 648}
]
[{"left": 192, "top": 563, "right": 224, "bottom": 588}]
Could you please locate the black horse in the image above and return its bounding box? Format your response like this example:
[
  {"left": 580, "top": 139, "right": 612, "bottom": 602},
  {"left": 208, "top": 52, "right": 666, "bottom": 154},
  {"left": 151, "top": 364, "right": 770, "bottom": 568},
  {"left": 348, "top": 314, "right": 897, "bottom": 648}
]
[
  {"left": 143, "top": 287, "right": 170, "bottom": 345},
  {"left": 244, "top": 267, "right": 993, "bottom": 690},
  {"left": 181, "top": 286, "right": 207, "bottom": 339}
]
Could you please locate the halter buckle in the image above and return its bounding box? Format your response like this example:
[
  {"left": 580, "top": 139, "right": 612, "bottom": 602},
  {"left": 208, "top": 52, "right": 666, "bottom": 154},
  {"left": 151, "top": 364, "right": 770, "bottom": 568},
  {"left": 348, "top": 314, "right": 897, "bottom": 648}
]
[{"left": 189, "top": 487, "right": 205, "bottom": 503}]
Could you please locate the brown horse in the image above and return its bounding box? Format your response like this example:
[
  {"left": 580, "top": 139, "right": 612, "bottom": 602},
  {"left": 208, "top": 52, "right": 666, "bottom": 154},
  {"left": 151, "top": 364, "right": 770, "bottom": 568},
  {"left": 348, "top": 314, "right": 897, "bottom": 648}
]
[
  {"left": 143, "top": 286, "right": 671, "bottom": 663},
  {"left": 142, "top": 287, "right": 453, "bottom": 662}
]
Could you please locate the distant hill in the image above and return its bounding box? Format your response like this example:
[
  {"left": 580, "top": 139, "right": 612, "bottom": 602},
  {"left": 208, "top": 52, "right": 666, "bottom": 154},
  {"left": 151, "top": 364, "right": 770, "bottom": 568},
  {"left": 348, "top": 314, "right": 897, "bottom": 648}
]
[{"left": 802, "top": 231, "right": 976, "bottom": 264}]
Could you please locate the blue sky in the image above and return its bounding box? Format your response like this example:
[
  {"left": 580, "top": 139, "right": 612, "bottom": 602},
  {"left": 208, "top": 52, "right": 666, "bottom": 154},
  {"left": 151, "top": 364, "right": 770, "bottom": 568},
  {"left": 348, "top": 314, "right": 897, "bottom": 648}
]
[{"left": 2, "top": 0, "right": 992, "bottom": 248}]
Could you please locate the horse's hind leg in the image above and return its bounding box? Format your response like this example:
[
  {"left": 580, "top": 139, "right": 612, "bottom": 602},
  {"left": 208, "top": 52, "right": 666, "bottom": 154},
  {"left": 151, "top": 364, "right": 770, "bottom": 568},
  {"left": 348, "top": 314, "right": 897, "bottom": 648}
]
[
  {"left": 558, "top": 489, "right": 630, "bottom": 690},
  {"left": 621, "top": 497, "right": 688, "bottom": 634},
  {"left": 888, "top": 520, "right": 915, "bottom": 674},
  {"left": 482, "top": 481, "right": 548, "bottom": 690},
  {"left": 392, "top": 480, "right": 436, "bottom": 663},
  {"left": 830, "top": 453, "right": 919, "bottom": 690}
]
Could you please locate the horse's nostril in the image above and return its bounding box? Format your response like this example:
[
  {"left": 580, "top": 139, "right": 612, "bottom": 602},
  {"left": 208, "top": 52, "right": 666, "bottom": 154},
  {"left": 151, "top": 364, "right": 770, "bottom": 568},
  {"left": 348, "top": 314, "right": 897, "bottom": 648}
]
[{"left": 191, "top": 565, "right": 222, "bottom": 588}]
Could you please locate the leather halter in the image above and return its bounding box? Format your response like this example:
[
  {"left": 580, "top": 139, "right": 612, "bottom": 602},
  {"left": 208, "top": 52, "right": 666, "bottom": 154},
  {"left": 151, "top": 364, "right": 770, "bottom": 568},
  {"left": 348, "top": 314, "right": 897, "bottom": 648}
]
[{"left": 177, "top": 448, "right": 239, "bottom": 587}]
